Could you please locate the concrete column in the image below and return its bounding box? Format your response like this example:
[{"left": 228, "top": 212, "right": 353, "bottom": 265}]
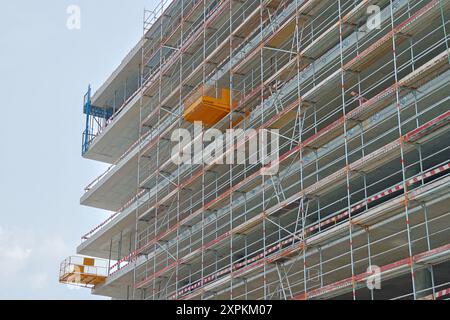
[{"left": 415, "top": 267, "right": 433, "bottom": 299}]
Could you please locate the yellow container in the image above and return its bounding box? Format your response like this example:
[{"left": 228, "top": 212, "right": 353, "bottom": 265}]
[{"left": 184, "top": 89, "right": 233, "bottom": 127}]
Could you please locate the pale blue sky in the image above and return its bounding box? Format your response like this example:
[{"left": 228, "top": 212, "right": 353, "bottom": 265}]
[{"left": 0, "top": 0, "right": 156, "bottom": 299}]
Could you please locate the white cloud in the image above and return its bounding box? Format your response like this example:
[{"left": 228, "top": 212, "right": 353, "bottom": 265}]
[
  {"left": 0, "top": 225, "right": 107, "bottom": 299},
  {"left": 0, "top": 226, "right": 70, "bottom": 298},
  {"left": 0, "top": 245, "right": 32, "bottom": 262},
  {"left": 0, "top": 227, "right": 32, "bottom": 278},
  {"left": 30, "top": 272, "right": 50, "bottom": 290}
]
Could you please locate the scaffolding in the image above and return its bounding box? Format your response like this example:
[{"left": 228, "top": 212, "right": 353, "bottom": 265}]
[
  {"left": 73, "top": 0, "right": 450, "bottom": 300},
  {"left": 59, "top": 256, "right": 108, "bottom": 288}
]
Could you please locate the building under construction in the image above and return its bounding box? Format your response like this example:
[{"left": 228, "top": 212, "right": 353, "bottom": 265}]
[{"left": 60, "top": 0, "right": 450, "bottom": 300}]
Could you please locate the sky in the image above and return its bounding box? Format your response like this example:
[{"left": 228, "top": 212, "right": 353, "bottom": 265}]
[{"left": 0, "top": 0, "right": 157, "bottom": 299}]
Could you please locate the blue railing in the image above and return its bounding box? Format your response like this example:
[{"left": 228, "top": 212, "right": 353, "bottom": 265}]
[{"left": 82, "top": 85, "right": 113, "bottom": 155}]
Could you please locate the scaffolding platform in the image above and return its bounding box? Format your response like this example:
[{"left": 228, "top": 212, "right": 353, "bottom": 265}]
[{"left": 59, "top": 256, "right": 108, "bottom": 288}]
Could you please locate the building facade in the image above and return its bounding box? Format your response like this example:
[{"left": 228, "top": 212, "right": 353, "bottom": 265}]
[{"left": 60, "top": 0, "right": 450, "bottom": 300}]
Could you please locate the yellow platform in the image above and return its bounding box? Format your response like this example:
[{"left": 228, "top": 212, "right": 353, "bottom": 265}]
[
  {"left": 59, "top": 256, "right": 107, "bottom": 288},
  {"left": 184, "top": 88, "right": 234, "bottom": 127}
]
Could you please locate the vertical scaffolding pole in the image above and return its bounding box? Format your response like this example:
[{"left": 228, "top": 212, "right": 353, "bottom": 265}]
[
  {"left": 260, "top": 0, "right": 268, "bottom": 301},
  {"left": 338, "top": 0, "right": 357, "bottom": 300},
  {"left": 389, "top": 0, "right": 417, "bottom": 300}
]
